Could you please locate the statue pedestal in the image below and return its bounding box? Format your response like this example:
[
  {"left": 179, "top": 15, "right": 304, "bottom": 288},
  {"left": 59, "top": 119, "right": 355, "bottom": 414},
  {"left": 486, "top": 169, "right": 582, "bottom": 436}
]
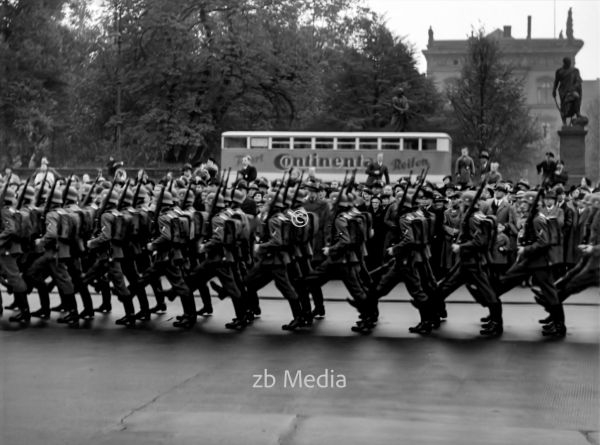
[{"left": 558, "top": 125, "right": 587, "bottom": 185}]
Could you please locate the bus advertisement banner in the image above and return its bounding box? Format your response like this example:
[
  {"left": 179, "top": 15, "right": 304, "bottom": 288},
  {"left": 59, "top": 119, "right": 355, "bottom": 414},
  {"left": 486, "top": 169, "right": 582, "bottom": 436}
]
[{"left": 222, "top": 150, "right": 450, "bottom": 176}]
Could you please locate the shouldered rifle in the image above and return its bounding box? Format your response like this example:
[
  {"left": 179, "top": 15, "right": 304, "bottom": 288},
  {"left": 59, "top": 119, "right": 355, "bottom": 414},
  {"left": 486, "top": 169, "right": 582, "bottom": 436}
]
[
  {"left": 456, "top": 178, "right": 488, "bottom": 244},
  {"left": 61, "top": 175, "right": 73, "bottom": 206},
  {"left": 16, "top": 176, "right": 32, "bottom": 209},
  {"left": 411, "top": 165, "right": 430, "bottom": 206},
  {"left": 259, "top": 170, "right": 288, "bottom": 242},
  {"left": 522, "top": 187, "right": 545, "bottom": 245},
  {"left": 182, "top": 178, "right": 193, "bottom": 208},
  {"left": 94, "top": 178, "right": 117, "bottom": 233},
  {"left": 41, "top": 177, "right": 59, "bottom": 229},
  {"left": 151, "top": 183, "right": 167, "bottom": 235},
  {"left": 290, "top": 172, "right": 305, "bottom": 207},
  {"left": 33, "top": 170, "right": 49, "bottom": 207},
  {"left": 203, "top": 169, "right": 227, "bottom": 239},
  {"left": 81, "top": 174, "right": 100, "bottom": 207},
  {"left": 117, "top": 179, "right": 131, "bottom": 210},
  {"left": 328, "top": 170, "right": 350, "bottom": 241},
  {"left": 346, "top": 168, "right": 357, "bottom": 193},
  {"left": 0, "top": 179, "right": 9, "bottom": 207},
  {"left": 131, "top": 180, "right": 143, "bottom": 207}
]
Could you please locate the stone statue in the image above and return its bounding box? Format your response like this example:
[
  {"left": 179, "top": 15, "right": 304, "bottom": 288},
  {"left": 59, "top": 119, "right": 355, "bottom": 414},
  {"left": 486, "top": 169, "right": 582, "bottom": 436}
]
[
  {"left": 552, "top": 57, "right": 584, "bottom": 126},
  {"left": 428, "top": 26, "right": 434, "bottom": 47},
  {"left": 390, "top": 87, "right": 409, "bottom": 132},
  {"left": 558, "top": 30, "right": 564, "bottom": 40}
]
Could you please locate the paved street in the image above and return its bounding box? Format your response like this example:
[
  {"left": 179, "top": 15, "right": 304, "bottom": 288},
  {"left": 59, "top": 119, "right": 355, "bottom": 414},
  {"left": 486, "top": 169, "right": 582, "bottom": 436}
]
[{"left": 1, "top": 285, "right": 598, "bottom": 445}]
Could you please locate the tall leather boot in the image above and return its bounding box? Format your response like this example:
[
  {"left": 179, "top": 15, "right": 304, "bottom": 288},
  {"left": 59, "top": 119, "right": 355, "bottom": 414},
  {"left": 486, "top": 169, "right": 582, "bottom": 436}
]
[
  {"left": 542, "top": 305, "right": 566, "bottom": 338},
  {"left": 282, "top": 299, "right": 303, "bottom": 331},
  {"left": 480, "top": 303, "right": 503, "bottom": 337}
]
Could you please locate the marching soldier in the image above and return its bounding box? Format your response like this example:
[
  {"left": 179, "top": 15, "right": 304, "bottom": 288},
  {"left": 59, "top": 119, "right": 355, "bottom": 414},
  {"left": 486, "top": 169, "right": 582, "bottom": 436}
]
[
  {"left": 245, "top": 191, "right": 307, "bottom": 330},
  {"left": 62, "top": 183, "right": 95, "bottom": 320},
  {"left": 84, "top": 188, "right": 136, "bottom": 327},
  {"left": 497, "top": 190, "right": 566, "bottom": 337},
  {"left": 368, "top": 189, "right": 437, "bottom": 334},
  {"left": 26, "top": 186, "right": 79, "bottom": 325},
  {"left": 1, "top": 187, "right": 31, "bottom": 325},
  {"left": 434, "top": 190, "right": 503, "bottom": 337},
  {"left": 305, "top": 191, "right": 371, "bottom": 330},
  {"left": 143, "top": 189, "right": 197, "bottom": 328}
]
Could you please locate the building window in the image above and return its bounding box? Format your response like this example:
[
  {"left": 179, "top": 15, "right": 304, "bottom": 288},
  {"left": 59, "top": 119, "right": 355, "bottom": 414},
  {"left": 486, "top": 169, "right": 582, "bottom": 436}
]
[{"left": 537, "top": 78, "right": 553, "bottom": 104}]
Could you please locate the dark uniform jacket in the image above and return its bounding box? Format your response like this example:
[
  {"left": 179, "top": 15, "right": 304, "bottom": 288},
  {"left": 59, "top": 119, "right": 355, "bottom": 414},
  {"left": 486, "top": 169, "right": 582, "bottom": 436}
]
[
  {"left": 518, "top": 213, "right": 553, "bottom": 267},
  {"left": 0, "top": 206, "right": 22, "bottom": 255}
]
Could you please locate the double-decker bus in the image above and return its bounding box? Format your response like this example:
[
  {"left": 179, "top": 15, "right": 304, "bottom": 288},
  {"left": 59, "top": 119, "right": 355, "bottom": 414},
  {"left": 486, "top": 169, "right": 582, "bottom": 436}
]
[{"left": 221, "top": 131, "right": 452, "bottom": 183}]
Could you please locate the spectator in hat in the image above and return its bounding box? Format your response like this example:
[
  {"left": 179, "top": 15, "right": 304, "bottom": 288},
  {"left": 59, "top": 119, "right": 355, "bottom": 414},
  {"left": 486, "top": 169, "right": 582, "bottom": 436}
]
[
  {"left": 550, "top": 160, "right": 568, "bottom": 187},
  {"left": 478, "top": 150, "right": 490, "bottom": 182},
  {"left": 515, "top": 179, "right": 531, "bottom": 192},
  {"left": 487, "top": 161, "right": 502, "bottom": 185},
  {"left": 483, "top": 182, "right": 518, "bottom": 257},
  {"left": 365, "top": 153, "right": 390, "bottom": 185},
  {"left": 366, "top": 194, "right": 386, "bottom": 269},
  {"left": 455, "top": 146, "right": 475, "bottom": 188},
  {"left": 303, "top": 180, "right": 331, "bottom": 262},
  {"left": 238, "top": 155, "right": 257, "bottom": 183},
  {"left": 33, "top": 156, "right": 59, "bottom": 186},
  {"left": 555, "top": 185, "right": 575, "bottom": 271},
  {"left": 536, "top": 152, "right": 557, "bottom": 184}
]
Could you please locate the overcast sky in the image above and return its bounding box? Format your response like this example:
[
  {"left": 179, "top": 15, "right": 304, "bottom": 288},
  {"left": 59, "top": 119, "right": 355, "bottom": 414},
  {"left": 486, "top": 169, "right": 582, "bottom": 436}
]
[{"left": 367, "top": 0, "right": 600, "bottom": 79}]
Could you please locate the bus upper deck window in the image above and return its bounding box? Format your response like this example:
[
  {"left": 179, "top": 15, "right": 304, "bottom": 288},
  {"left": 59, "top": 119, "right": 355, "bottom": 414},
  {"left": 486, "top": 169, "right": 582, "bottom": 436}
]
[
  {"left": 249, "top": 137, "right": 268, "bottom": 149},
  {"left": 337, "top": 138, "right": 356, "bottom": 150},
  {"left": 381, "top": 138, "right": 400, "bottom": 150},
  {"left": 403, "top": 138, "right": 419, "bottom": 150},
  {"left": 359, "top": 138, "right": 378, "bottom": 150},
  {"left": 293, "top": 138, "right": 312, "bottom": 149},
  {"left": 224, "top": 137, "right": 247, "bottom": 149},
  {"left": 271, "top": 138, "right": 291, "bottom": 149},
  {"left": 422, "top": 139, "right": 437, "bottom": 151},
  {"left": 315, "top": 138, "right": 333, "bottom": 149}
]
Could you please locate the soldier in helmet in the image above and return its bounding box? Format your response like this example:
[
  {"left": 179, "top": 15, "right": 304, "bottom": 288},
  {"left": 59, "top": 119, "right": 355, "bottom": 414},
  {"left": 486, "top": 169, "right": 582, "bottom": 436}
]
[
  {"left": 117, "top": 183, "right": 153, "bottom": 321},
  {"left": 497, "top": 190, "right": 566, "bottom": 338},
  {"left": 61, "top": 181, "right": 95, "bottom": 321},
  {"left": 192, "top": 189, "right": 249, "bottom": 329},
  {"left": 0, "top": 186, "right": 31, "bottom": 325},
  {"left": 143, "top": 188, "right": 197, "bottom": 329},
  {"left": 84, "top": 186, "right": 136, "bottom": 327},
  {"left": 25, "top": 185, "right": 79, "bottom": 325},
  {"left": 305, "top": 191, "right": 371, "bottom": 330},
  {"left": 367, "top": 188, "right": 438, "bottom": 334},
  {"left": 433, "top": 190, "right": 503, "bottom": 337},
  {"left": 244, "top": 189, "right": 307, "bottom": 330}
]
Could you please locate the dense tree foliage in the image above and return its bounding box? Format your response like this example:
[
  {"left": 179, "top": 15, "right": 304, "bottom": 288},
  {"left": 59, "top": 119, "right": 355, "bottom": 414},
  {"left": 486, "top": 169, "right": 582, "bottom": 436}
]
[
  {"left": 445, "top": 30, "right": 540, "bottom": 177},
  {"left": 0, "top": 0, "right": 445, "bottom": 166}
]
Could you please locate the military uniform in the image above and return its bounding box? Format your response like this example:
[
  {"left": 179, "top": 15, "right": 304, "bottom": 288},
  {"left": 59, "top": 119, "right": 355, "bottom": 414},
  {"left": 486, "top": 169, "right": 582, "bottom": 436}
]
[
  {"left": 372, "top": 195, "right": 435, "bottom": 334},
  {"left": 305, "top": 193, "right": 369, "bottom": 328},
  {"left": 0, "top": 190, "right": 30, "bottom": 324},
  {"left": 84, "top": 192, "right": 135, "bottom": 326},
  {"left": 141, "top": 191, "right": 196, "bottom": 328},
  {"left": 26, "top": 189, "right": 78, "bottom": 324},
  {"left": 435, "top": 192, "right": 502, "bottom": 336},
  {"left": 498, "top": 191, "right": 565, "bottom": 337},
  {"left": 244, "top": 195, "right": 304, "bottom": 330}
]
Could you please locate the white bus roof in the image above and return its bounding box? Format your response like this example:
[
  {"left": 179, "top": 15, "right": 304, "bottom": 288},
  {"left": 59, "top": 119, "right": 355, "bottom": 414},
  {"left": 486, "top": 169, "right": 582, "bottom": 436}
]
[{"left": 222, "top": 131, "right": 451, "bottom": 139}]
